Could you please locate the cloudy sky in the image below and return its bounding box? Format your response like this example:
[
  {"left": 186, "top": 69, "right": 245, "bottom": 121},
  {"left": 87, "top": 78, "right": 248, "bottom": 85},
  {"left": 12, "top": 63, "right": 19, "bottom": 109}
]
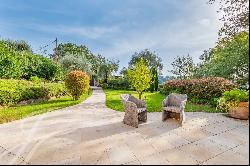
[{"left": 0, "top": 0, "right": 222, "bottom": 75}]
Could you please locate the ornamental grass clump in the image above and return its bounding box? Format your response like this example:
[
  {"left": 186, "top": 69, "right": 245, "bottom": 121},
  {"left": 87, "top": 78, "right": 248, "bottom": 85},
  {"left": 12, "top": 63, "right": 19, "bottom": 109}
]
[{"left": 65, "top": 70, "right": 90, "bottom": 100}]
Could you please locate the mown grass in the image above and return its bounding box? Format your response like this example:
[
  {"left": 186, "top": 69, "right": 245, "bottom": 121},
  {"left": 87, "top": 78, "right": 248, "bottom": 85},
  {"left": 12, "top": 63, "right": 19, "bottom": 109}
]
[
  {"left": 0, "top": 90, "right": 92, "bottom": 124},
  {"left": 104, "top": 89, "right": 218, "bottom": 113}
]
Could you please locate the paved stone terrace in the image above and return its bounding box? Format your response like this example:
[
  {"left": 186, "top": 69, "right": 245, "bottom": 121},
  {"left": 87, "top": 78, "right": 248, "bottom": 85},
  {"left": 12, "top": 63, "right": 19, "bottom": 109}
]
[{"left": 0, "top": 87, "right": 249, "bottom": 165}]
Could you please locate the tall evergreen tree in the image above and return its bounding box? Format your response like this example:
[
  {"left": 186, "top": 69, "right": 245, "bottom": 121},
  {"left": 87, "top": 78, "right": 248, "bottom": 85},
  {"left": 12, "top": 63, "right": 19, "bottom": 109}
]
[
  {"left": 149, "top": 68, "right": 156, "bottom": 92},
  {"left": 154, "top": 69, "right": 159, "bottom": 91}
]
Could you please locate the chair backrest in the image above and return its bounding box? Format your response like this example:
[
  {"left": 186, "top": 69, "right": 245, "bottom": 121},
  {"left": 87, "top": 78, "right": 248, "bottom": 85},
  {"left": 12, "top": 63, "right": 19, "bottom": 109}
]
[
  {"left": 120, "top": 94, "right": 130, "bottom": 102},
  {"left": 167, "top": 93, "right": 187, "bottom": 106},
  {"left": 120, "top": 94, "right": 143, "bottom": 107},
  {"left": 120, "top": 94, "right": 139, "bottom": 109}
]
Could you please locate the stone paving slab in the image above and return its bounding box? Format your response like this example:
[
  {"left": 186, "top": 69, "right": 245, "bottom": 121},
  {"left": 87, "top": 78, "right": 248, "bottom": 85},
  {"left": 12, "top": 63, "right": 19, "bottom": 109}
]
[
  {"left": 0, "top": 87, "right": 249, "bottom": 165},
  {"left": 159, "top": 148, "right": 198, "bottom": 165}
]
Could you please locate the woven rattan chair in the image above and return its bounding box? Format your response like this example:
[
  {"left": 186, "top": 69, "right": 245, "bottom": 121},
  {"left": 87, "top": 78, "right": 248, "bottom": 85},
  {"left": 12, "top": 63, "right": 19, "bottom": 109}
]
[
  {"left": 120, "top": 94, "right": 147, "bottom": 128},
  {"left": 162, "top": 93, "right": 187, "bottom": 125}
]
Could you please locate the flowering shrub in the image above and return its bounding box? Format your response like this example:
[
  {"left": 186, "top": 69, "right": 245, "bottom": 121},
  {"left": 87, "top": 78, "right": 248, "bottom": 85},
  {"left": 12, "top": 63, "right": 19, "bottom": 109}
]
[
  {"left": 65, "top": 70, "right": 90, "bottom": 100},
  {"left": 160, "top": 77, "right": 237, "bottom": 104}
]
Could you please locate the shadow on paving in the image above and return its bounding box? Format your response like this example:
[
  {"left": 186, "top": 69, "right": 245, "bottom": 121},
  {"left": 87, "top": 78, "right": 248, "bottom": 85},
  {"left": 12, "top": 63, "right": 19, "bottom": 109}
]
[{"left": 53, "top": 120, "right": 180, "bottom": 143}]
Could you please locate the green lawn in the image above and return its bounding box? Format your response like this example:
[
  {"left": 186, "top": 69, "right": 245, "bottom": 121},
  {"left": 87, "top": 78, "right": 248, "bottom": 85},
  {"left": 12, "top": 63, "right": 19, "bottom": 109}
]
[
  {"left": 0, "top": 91, "right": 92, "bottom": 124},
  {"left": 104, "top": 89, "right": 218, "bottom": 113}
]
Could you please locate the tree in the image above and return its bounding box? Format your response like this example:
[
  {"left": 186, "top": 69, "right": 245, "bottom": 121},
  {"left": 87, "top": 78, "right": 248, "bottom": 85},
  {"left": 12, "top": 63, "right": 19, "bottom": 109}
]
[
  {"left": 154, "top": 69, "right": 159, "bottom": 91},
  {"left": 195, "top": 31, "right": 249, "bottom": 87},
  {"left": 120, "top": 67, "right": 128, "bottom": 78},
  {"left": 169, "top": 54, "right": 195, "bottom": 79},
  {"left": 56, "top": 43, "right": 90, "bottom": 58},
  {"left": 129, "top": 49, "right": 163, "bottom": 72},
  {"left": 3, "top": 39, "right": 32, "bottom": 53},
  {"left": 59, "top": 53, "right": 92, "bottom": 75},
  {"left": 34, "top": 56, "right": 61, "bottom": 81},
  {"left": 193, "top": 48, "right": 215, "bottom": 78},
  {"left": 149, "top": 67, "right": 158, "bottom": 92},
  {"left": 209, "top": 0, "right": 249, "bottom": 39},
  {"left": 128, "top": 59, "right": 152, "bottom": 99},
  {"left": 0, "top": 40, "right": 61, "bottom": 80},
  {"left": 56, "top": 43, "right": 101, "bottom": 75},
  {"left": 98, "top": 58, "right": 119, "bottom": 83},
  {"left": 129, "top": 49, "right": 163, "bottom": 92},
  {"left": 158, "top": 75, "right": 176, "bottom": 84},
  {"left": 149, "top": 68, "right": 155, "bottom": 93}
]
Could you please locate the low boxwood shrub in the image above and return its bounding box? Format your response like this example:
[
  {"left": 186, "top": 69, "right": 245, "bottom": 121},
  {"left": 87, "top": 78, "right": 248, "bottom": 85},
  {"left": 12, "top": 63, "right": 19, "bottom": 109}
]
[
  {"left": 161, "top": 77, "right": 237, "bottom": 104},
  {"left": 217, "top": 89, "right": 249, "bottom": 112},
  {"left": 45, "top": 82, "right": 67, "bottom": 98},
  {"left": 0, "top": 79, "right": 29, "bottom": 105},
  {"left": 22, "top": 86, "right": 50, "bottom": 101},
  {"left": 0, "top": 79, "right": 67, "bottom": 106},
  {"left": 29, "top": 76, "right": 42, "bottom": 84},
  {"left": 65, "top": 70, "right": 90, "bottom": 100}
]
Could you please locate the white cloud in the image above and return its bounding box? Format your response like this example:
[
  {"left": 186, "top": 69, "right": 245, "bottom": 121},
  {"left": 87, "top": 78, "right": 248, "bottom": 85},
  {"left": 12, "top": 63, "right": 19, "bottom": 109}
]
[
  {"left": 0, "top": 0, "right": 224, "bottom": 76},
  {"left": 95, "top": 1, "right": 223, "bottom": 75},
  {"left": 60, "top": 26, "right": 120, "bottom": 39},
  {"left": 198, "top": 18, "right": 211, "bottom": 26},
  {"left": 10, "top": 23, "right": 121, "bottom": 40}
]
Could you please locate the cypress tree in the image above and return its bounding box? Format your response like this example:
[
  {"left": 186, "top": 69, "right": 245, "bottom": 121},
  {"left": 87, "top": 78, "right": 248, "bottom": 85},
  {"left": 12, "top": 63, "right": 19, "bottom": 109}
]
[
  {"left": 149, "top": 67, "right": 156, "bottom": 92},
  {"left": 154, "top": 69, "right": 158, "bottom": 91}
]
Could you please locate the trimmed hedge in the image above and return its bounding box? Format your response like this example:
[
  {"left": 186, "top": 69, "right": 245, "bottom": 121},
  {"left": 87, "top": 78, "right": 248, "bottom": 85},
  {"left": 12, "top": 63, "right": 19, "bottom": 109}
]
[
  {"left": 0, "top": 79, "right": 67, "bottom": 106},
  {"left": 65, "top": 70, "right": 90, "bottom": 100},
  {"left": 102, "top": 77, "right": 131, "bottom": 90},
  {"left": 160, "top": 77, "right": 237, "bottom": 105}
]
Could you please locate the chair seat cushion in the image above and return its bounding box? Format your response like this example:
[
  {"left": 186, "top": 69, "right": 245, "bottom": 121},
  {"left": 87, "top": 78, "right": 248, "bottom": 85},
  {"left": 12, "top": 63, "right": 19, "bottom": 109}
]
[
  {"left": 137, "top": 108, "right": 146, "bottom": 113},
  {"left": 163, "top": 106, "right": 181, "bottom": 113}
]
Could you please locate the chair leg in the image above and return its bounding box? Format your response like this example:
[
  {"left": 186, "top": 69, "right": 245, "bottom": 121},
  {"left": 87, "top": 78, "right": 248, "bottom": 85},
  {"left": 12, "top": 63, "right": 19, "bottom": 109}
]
[
  {"left": 180, "top": 112, "right": 185, "bottom": 126},
  {"left": 175, "top": 113, "right": 180, "bottom": 120},
  {"left": 162, "top": 110, "right": 166, "bottom": 121},
  {"left": 162, "top": 110, "right": 170, "bottom": 121},
  {"left": 138, "top": 111, "right": 147, "bottom": 123}
]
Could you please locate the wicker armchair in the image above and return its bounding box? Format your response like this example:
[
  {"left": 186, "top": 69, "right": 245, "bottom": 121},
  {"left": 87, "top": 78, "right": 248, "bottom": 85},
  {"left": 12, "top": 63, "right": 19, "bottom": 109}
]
[
  {"left": 162, "top": 93, "right": 187, "bottom": 125},
  {"left": 120, "top": 94, "right": 147, "bottom": 128}
]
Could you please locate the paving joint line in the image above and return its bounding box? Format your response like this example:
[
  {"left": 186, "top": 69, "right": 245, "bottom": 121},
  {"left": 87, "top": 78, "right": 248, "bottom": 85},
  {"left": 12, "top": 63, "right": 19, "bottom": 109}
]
[
  {"left": 198, "top": 144, "right": 242, "bottom": 165},
  {"left": 0, "top": 145, "right": 30, "bottom": 165}
]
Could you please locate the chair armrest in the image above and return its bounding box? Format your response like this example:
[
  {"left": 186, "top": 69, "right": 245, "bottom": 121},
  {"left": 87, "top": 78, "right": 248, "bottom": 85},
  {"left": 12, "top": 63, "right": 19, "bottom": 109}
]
[
  {"left": 140, "top": 99, "right": 146, "bottom": 108},
  {"left": 162, "top": 97, "right": 169, "bottom": 107},
  {"left": 180, "top": 100, "right": 187, "bottom": 109},
  {"left": 123, "top": 100, "right": 138, "bottom": 112}
]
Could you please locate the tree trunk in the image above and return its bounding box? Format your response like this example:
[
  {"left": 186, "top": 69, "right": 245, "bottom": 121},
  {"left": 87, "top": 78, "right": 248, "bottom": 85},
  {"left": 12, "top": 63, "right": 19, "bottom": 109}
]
[{"left": 139, "top": 92, "right": 142, "bottom": 99}]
